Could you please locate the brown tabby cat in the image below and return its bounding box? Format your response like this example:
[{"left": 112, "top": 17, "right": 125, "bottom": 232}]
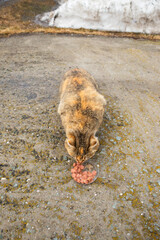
[{"left": 58, "top": 68, "right": 106, "bottom": 163}]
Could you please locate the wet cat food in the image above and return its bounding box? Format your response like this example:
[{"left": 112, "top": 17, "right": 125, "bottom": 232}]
[{"left": 71, "top": 162, "right": 97, "bottom": 184}]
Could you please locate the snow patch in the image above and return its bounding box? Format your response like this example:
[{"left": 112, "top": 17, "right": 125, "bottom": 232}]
[{"left": 36, "top": 0, "right": 160, "bottom": 34}]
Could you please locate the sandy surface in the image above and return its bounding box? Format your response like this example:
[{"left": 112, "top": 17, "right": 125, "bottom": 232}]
[{"left": 0, "top": 34, "right": 160, "bottom": 240}]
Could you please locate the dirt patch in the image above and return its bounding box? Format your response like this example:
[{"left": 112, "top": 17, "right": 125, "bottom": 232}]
[
  {"left": 0, "top": 34, "right": 160, "bottom": 239},
  {"left": 0, "top": 0, "right": 55, "bottom": 34}
]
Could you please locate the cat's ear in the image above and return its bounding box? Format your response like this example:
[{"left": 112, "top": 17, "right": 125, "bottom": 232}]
[
  {"left": 89, "top": 135, "right": 99, "bottom": 148},
  {"left": 66, "top": 134, "right": 76, "bottom": 147}
]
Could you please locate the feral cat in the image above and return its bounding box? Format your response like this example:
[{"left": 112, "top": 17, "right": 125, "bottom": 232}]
[{"left": 58, "top": 68, "right": 106, "bottom": 163}]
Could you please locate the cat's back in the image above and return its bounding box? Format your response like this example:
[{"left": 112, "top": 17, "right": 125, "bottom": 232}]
[
  {"left": 59, "top": 68, "right": 97, "bottom": 97},
  {"left": 58, "top": 69, "right": 106, "bottom": 132}
]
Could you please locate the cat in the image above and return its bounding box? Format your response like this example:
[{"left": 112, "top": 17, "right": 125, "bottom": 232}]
[{"left": 58, "top": 68, "right": 106, "bottom": 163}]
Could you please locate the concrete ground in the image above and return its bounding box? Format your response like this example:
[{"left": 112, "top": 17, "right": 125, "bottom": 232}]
[{"left": 0, "top": 34, "right": 160, "bottom": 240}]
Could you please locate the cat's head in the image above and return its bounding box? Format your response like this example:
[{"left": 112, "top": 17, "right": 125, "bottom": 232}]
[{"left": 65, "top": 133, "right": 99, "bottom": 163}]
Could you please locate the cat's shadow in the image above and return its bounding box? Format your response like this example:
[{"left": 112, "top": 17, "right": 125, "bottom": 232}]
[{"left": 96, "top": 98, "right": 128, "bottom": 162}]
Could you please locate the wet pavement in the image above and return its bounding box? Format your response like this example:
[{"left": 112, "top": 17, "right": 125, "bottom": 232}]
[{"left": 0, "top": 34, "right": 160, "bottom": 240}]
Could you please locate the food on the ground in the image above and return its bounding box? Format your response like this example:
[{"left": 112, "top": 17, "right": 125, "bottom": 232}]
[{"left": 71, "top": 162, "right": 97, "bottom": 184}]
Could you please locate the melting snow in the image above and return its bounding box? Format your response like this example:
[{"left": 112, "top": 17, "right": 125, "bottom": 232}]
[{"left": 36, "top": 0, "right": 160, "bottom": 34}]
